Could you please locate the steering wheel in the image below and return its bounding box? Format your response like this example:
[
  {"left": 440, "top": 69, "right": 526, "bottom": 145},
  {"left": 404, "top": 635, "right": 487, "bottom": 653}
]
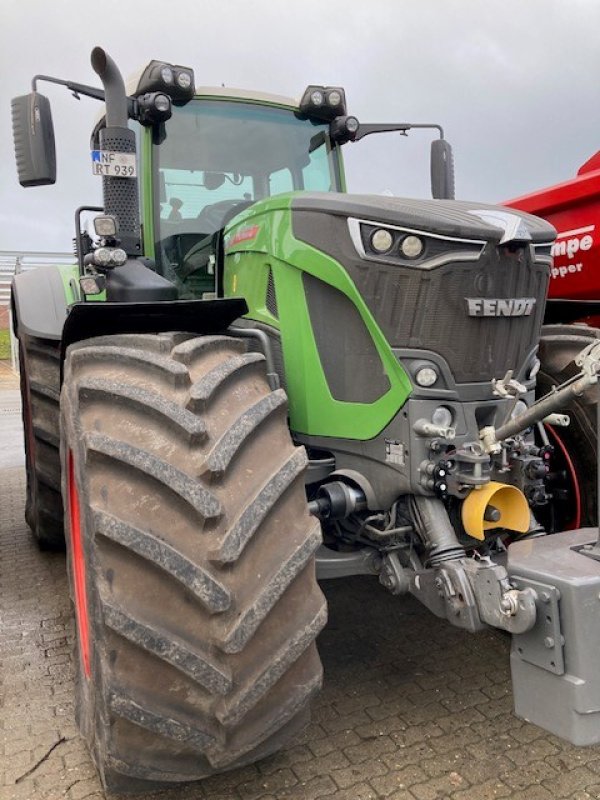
[{"left": 195, "top": 199, "right": 249, "bottom": 234}]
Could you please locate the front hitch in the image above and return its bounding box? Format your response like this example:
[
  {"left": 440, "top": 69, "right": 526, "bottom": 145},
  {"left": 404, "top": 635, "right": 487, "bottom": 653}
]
[{"left": 481, "top": 340, "right": 600, "bottom": 454}]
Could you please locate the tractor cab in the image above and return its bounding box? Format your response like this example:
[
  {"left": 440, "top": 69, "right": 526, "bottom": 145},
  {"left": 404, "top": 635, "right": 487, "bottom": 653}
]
[{"left": 151, "top": 92, "right": 343, "bottom": 298}]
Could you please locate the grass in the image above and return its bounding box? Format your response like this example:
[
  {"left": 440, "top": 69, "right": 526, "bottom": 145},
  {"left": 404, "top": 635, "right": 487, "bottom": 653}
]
[{"left": 0, "top": 328, "right": 11, "bottom": 360}]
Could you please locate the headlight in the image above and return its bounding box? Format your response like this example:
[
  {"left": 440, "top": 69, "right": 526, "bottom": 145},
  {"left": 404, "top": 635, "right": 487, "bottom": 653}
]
[
  {"left": 400, "top": 235, "right": 424, "bottom": 259},
  {"left": 415, "top": 366, "right": 438, "bottom": 387},
  {"left": 432, "top": 406, "right": 453, "bottom": 428},
  {"left": 111, "top": 248, "right": 127, "bottom": 266},
  {"left": 371, "top": 228, "right": 394, "bottom": 253},
  {"left": 327, "top": 89, "right": 342, "bottom": 107},
  {"left": 92, "top": 247, "right": 127, "bottom": 268},
  {"left": 94, "top": 247, "right": 112, "bottom": 267},
  {"left": 348, "top": 218, "right": 486, "bottom": 270},
  {"left": 310, "top": 89, "right": 324, "bottom": 106}
]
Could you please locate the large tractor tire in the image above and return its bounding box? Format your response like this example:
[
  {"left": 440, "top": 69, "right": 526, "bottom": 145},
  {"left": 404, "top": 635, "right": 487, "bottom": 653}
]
[
  {"left": 537, "top": 324, "right": 600, "bottom": 530},
  {"left": 60, "top": 332, "right": 326, "bottom": 794},
  {"left": 19, "top": 333, "right": 64, "bottom": 548}
]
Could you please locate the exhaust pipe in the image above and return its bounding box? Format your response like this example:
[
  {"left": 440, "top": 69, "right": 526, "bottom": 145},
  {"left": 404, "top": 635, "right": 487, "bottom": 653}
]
[{"left": 90, "top": 47, "right": 141, "bottom": 257}]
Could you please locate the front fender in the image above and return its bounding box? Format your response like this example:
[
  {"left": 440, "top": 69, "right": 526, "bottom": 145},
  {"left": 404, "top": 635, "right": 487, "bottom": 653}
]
[
  {"left": 61, "top": 297, "right": 248, "bottom": 362},
  {"left": 11, "top": 266, "right": 74, "bottom": 340}
]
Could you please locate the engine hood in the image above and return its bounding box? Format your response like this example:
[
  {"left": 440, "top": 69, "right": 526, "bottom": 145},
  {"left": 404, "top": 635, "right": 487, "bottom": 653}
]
[{"left": 289, "top": 192, "right": 556, "bottom": 245}]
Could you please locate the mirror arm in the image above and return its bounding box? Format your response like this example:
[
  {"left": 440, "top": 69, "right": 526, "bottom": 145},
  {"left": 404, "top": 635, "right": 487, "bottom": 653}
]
[
  {"left": 353, "top": 122, "right": 444, "bottom": 142},
  {"left": 31, "top": 75, "right": 137, "bottom": 118},
  {"left": 32, "top": 74, "right": 105, "bottom": 102}
]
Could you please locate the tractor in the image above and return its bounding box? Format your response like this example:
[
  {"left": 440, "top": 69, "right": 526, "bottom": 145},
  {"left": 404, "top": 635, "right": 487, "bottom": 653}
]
[{"left": 10, "top": 47, "right": 600, "bottom": 793}]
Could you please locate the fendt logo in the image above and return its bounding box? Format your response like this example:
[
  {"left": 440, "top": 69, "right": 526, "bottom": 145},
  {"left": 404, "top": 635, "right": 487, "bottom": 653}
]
[{"left": 465, "top": 297, "right": 536, "bottom": 317}]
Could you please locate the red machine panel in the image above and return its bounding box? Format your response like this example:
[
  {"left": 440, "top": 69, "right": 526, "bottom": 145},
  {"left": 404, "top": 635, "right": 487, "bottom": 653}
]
[{"left": 505, "top": 153, "right": 600, "bottom": 301}]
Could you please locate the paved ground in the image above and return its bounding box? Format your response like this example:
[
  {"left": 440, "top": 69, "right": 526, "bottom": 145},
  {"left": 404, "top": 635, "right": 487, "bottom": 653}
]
[{"left": 3, "top": 367, "right": 600, "bottom": 800}]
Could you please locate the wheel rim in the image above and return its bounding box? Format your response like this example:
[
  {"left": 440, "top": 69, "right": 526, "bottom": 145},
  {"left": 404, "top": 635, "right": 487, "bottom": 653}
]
[{"left": 68, "top": 449, "right": 91, "bottom": 678}]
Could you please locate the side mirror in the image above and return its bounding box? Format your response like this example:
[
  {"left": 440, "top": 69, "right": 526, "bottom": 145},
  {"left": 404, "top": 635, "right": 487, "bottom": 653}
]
[
  {"left": 431, "top": 139, "right": 454, "bottom": 200},
  {"left": 11, "top": 93, "right": 56, "bottom": 186}
]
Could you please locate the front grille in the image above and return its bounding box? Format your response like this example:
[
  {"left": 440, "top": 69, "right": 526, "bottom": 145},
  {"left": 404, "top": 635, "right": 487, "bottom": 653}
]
[
  {"left": 293, "top": 210, "right": 550, "bottom": 385},
  {"left": 351, "top": 248, "right": 548, "bottom": 383}
]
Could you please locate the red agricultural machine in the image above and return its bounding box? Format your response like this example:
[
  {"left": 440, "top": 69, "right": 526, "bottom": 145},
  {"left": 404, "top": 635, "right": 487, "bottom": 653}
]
[{"left": 508, "top": 153, "right": 600, "bottom": 532}]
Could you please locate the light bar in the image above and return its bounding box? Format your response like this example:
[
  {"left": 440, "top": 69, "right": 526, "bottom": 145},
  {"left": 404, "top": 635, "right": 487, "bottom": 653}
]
[
  {"left": 299, "top": 85, "right": 347, "bottom": 121},
  {"left": 136, "top": 60, "right": 195, "bottom": 106}
]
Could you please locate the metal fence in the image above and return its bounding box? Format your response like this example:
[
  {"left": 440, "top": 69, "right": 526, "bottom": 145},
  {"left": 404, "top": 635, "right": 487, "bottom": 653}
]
[
  {"left": 0, "top": 251, "right": 74, "bottom": 306},
  {"left": 0, "top": 251, "right": 74, "bottom": 371}
]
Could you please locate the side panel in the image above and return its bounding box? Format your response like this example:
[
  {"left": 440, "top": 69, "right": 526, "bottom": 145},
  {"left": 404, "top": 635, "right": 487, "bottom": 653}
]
[{"left": 223, "top": 197, "right": 412, "bottom": 441}]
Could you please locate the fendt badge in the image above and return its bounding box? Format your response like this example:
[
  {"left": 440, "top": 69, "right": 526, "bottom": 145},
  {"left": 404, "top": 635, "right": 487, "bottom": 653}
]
[{"left": 465, "top": 297, "right": 536, "bottom": 317}]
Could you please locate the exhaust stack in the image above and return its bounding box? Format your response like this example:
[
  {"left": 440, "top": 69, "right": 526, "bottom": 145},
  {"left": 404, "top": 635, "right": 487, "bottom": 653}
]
[{"left": 91, "top": 47, "right": 141, "bottom": 257}]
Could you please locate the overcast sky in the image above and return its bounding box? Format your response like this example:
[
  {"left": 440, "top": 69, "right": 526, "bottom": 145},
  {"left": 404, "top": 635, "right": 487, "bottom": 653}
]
[{"left": 2, "top": 0, "right": 600, "bottom": 253}]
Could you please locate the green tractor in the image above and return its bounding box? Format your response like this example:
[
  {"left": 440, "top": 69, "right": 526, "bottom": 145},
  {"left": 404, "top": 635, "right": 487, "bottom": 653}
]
[{"left": 11, "top": 47, "right": 600, "bottom": 793}]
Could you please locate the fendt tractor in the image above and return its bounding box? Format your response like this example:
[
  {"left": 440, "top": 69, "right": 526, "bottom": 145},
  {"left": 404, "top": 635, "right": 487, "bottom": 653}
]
[
  {"left": 506, "top": 154, "right": 600, "bottom": 533},
  {"left": 10, "top": 47, "right": 600, "bottom": 793}
]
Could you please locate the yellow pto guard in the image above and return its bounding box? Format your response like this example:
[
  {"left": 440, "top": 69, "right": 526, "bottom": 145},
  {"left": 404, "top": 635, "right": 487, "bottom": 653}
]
[{"left": 461, "top": 481, "right": 530, "bottom": 541}]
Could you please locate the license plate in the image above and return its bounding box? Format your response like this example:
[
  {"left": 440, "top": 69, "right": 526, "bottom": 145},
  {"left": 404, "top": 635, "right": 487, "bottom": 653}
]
[{"left": 91, "top": 150, "right": 137, "bottom": 177}]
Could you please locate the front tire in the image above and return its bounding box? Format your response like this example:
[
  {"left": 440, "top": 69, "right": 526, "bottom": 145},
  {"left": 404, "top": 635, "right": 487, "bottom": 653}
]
[
  {"left": 61, "top": 332, "right": 326, "bottom": 793},
  {"left": 537, "top": 324, "right": 600, "bottom": 529}
]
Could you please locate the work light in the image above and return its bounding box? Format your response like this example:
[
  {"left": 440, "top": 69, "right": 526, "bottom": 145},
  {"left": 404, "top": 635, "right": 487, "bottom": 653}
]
[
  {"left": 299, "top": 85, "right": 347, "bottom": 120},
  {"left": 136, "top": 60, "right": 195, "bottom": 105},
  {"left": 137, "top": 92, "right": 172, "bottom": 126},
  {"left": 93, "top": 215, "right": 118, "bottom": 238},
  {"left": 329, "top": 115, "right": 360, "bottom": 144},
  {"left": 176, "top": 71, "right": 193, "bottom": 90},
  {"left": 160, "top": 66, "right": 174, "bottom": 84}
]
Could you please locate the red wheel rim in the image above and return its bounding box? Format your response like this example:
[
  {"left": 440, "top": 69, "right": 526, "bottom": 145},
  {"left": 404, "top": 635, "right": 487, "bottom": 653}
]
[
  {"left": 544, "top": 424, "right": 582, "bottom": 530},
  {"left": 68, "top": 450, "right": 91, "bottom": 678}
]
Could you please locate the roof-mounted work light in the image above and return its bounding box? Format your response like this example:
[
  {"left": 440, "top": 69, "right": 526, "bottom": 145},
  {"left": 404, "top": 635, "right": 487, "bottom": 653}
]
[
  {"left": 136, "top": 92, "right": 172, "bottom": 126},
  {"left": 329, "top": 115, "right": 359, "bottom": 144},
  {"left": 135, "top": 60, "right": 195, "bottom": 105},
  {"left": 299, "top": 85, "right": 347, "bottom": 121}
]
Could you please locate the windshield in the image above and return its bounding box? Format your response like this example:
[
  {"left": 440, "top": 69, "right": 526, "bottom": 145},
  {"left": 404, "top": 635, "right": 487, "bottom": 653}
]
[{"left": 153, "top": 99, "right": 341, "bottom": 296}]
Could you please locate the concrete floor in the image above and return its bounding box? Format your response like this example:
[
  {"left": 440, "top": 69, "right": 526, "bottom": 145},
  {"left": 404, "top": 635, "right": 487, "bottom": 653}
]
[{"left": 2, "top": 364, "right": 600, "bottom": 800}]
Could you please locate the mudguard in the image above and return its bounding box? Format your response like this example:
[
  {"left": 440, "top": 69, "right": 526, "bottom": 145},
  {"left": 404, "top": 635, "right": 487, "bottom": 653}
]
[
  {"left": 12, "top": 265, "right": 248, "bottom": 367},
  {"left": 11, "top": 267, "right": 70, "bottom": 340},
  {"left": 61, "top": 297, "right": 248, "bottom": 360}
]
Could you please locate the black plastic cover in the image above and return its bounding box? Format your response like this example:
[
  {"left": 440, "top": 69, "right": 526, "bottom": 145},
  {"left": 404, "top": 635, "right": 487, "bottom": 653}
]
[
  {"left": 61, "top": 297, "right": 248, "bottom": 362},
  {"left": 11, "top": 93, "right": 56, "bottom": 187},
  {"left": 106, "top": 259, "right": 178, "bottom": 302}
]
